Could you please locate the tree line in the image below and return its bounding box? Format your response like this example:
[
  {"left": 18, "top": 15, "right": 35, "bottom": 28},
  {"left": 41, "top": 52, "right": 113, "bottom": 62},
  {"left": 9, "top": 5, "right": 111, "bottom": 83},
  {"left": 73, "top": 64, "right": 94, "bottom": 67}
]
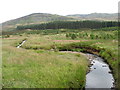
[
  {"left": 16, "top": 21, "right": 118, "bottom": 30},
  {"left": 66, "top": 32, "right": 117, "bottom": 40}
]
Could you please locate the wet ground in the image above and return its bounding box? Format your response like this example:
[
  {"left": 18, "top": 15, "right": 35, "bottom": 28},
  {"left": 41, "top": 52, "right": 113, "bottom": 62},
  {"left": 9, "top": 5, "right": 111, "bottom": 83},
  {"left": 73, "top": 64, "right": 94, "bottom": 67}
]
[{"left": 16, "top": 41, "right": 115, "bottom": 89}]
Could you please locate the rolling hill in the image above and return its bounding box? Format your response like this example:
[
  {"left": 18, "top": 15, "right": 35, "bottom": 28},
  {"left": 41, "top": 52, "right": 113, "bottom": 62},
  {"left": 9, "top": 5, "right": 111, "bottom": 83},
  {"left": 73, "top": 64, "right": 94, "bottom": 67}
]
[
  {"left": 67, "top": 13, "right": 117, "bottom": 21},
  {"left": 2, "top": 13, "right": 117, "bottom": 31},
  {"left": 2, "top": 13, "right": 75, "bottom": 31}
]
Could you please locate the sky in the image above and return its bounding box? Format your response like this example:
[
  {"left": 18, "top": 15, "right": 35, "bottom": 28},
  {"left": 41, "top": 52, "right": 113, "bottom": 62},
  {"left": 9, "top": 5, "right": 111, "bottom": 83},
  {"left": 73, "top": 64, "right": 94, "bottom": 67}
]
[{"left": 0, "top": 0, "right": 119, "bottom": 23}]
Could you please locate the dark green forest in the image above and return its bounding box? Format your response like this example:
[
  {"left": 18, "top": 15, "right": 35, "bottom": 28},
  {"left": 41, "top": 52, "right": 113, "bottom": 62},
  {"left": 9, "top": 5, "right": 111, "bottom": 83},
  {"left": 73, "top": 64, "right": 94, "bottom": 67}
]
[{"left": 16, "top": 21, "right": 118, "bottom": 30}]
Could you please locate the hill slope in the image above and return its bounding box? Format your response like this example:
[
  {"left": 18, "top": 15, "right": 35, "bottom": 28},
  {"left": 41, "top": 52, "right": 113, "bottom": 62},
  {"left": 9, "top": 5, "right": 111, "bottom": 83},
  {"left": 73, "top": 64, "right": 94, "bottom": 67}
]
[
  {"left": 2, "top": 13, "right": 117, "bottom": 31},
  {"left": 67, "top": 13, "right": 117, "bottom": 21},
  {"left": 2, "top": 13, "right": 75, "bottom": 31}
]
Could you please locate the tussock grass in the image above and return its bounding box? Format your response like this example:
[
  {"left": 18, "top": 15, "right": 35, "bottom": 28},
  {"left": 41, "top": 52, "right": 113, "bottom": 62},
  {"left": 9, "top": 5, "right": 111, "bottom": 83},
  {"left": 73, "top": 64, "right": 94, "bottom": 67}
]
[
  {"left": 2, "top": 28, "right": 118, "bottom": 88},
  {"left": 2, "top": 38, "right": 88, "bottom": 88},
  {"left": 57, "top": 40, "right": 118, "bottom": 87}
]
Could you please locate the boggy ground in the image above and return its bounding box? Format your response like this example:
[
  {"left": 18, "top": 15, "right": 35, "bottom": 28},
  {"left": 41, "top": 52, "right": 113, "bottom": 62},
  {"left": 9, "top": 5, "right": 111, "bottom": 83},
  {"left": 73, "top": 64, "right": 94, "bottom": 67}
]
[
  {"left": 2, "top": 29, "right": 118, "bottom": 88},
  {"left": 2, "top": 35, "right": 88, "bottom": 88}
]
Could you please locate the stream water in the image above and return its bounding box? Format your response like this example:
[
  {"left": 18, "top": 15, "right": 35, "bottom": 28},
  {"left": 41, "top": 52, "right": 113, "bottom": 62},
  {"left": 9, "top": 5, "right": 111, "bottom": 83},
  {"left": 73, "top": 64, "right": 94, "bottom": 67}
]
[
  {"left": 17, "top": 40, "right": 26, "bottom": 48},
  {"left": 85, "top": 53, "right": 114, "bottom": 89}
]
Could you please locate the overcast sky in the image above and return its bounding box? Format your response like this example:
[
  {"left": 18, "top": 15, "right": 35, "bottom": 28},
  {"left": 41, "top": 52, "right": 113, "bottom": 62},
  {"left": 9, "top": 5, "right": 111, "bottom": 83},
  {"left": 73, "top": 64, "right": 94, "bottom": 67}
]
[{"left": 0, "top": 0, "right": 119, "bottom": 23}]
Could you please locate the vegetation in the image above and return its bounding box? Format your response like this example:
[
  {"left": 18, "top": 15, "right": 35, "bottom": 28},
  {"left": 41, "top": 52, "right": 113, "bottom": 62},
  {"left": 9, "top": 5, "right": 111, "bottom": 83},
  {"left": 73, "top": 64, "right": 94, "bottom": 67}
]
[
  {"left": 65, "top": 30, "right": 118, "bottom": 40},
  {"left": 21, "top": 28, "right": 118, "bottom": 87},
  {"left": 57, "top": 40, "right": 118, "bottom": 86},
  {"left": 2, "top": 13, "right": 117, "bottom": 31},
  {"left": 2, "top": 34, "right": 88, "bottom": 88},
  {"left": 16, "top": 21, "right": 118, "bottom": 30},
  {"left": 2, "top": 21, "right": 118, "bottom": 89},
  {"left": 2, "top": 13, "right": 74, "bottom": 29}
]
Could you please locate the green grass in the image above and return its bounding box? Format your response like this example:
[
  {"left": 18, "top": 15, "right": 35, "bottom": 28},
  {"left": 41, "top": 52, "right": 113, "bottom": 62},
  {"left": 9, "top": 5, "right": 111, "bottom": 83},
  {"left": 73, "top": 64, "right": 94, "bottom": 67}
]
[
  {"left": 2, "top": 28, "right": 119, "bottom": 88},
  {"left": 2, "top": 37, "right": 88, "bottom": 88},
  {"left": 57, "top": 40, "right": 118, "bottom": 85}
]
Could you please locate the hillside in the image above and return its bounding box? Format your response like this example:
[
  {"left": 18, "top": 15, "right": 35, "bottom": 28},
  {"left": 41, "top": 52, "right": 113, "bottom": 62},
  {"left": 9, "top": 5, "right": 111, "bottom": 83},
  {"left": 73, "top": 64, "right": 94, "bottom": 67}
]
[
  {"left": 2, "top": 13, "right": 75, "bottom": 31},
  {"left": 67, "top": 13, "right": 117, "bottom": 21},
  {"left": 2, "top": 13, "right": 118, "bottom": 31}
]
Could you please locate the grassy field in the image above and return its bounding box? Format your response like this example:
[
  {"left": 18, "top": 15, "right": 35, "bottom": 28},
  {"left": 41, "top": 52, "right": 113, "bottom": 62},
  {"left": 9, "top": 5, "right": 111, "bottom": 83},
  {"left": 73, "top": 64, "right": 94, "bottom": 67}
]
[
  {"left": 2, "top": 28, "right": 118, "bottom": 88},
  {"left": 2, "top": 35, "right": 88, "bottom": 88}
]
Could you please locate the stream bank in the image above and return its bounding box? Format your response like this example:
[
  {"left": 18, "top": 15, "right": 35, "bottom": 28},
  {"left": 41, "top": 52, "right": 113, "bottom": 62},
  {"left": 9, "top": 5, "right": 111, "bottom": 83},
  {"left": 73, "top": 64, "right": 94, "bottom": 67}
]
[
  {"left": 16, "top": 40, "right": 116, "bottom": 89},
  {"left": 60, "top": 51, "right": 115, "bottom": 88}
]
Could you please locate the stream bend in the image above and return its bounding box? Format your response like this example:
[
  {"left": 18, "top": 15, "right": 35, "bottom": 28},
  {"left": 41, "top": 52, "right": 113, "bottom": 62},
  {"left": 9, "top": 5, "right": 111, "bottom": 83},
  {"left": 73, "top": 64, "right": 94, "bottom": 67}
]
[
  {"left": 16, "top": 41, "right": 115, "bottom": 88},
  {"left": 85, "top": 53, "right": 114, "bottom": 88}
]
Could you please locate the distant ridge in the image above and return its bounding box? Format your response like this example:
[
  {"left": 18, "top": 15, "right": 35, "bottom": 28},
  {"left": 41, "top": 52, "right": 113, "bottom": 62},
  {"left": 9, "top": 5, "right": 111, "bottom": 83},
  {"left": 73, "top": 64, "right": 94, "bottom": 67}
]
[
  {"left": 2, "top": 13, "right": 117, "bottom": 31},
  {"left": 67, "top": 13, "right": 117, "bottom": 21}
]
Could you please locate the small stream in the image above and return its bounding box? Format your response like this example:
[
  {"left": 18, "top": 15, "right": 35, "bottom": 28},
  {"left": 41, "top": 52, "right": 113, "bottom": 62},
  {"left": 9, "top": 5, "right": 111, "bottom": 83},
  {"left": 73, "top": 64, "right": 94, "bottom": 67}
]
[
  {"left": 17, "top": 40, "right": 26, "bottom": 48},
  {"left": 85, "top": 53, "right": 114, "bottom": 89},
  {"left": 60, "top": 51, "right": 115, "bottom": 89}
]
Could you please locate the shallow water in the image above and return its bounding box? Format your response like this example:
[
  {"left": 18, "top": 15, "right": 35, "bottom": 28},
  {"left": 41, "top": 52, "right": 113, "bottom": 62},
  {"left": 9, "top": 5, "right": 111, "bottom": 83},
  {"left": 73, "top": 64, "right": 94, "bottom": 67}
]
[
  {"left": 85, "top": 53, "right": 114, "bottom": 88},
  {"left": 17, "top": 40, "right": 26, "bottom": 48}
]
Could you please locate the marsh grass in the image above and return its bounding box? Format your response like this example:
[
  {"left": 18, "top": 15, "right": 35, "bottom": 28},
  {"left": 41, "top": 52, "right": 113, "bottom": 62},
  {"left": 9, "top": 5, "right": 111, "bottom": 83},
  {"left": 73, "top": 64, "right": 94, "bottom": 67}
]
[
  {"left": 2, "top": 28, "right": 118, "bottom": 88},
  {"left": 2, "top": 38, "right": 88, "bottom": 88},
  {"left": 20, "top": 30, "right": 118, "bottom": 87}
]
